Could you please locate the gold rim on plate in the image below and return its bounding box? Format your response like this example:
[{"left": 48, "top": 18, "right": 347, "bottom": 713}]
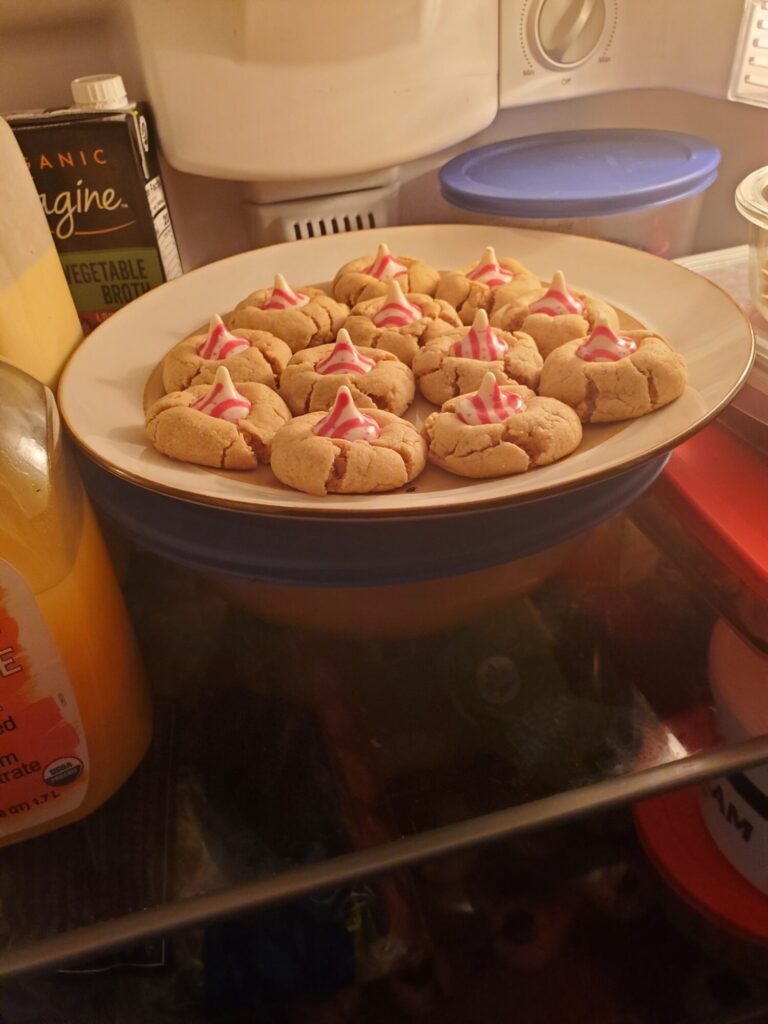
[{"left": 58, "top": 224, "right": 756, "bottom": 520}]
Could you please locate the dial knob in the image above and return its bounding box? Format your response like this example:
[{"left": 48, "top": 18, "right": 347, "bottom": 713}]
[{"left": 536, "top": 0, "right": 606, "bottom": 67}]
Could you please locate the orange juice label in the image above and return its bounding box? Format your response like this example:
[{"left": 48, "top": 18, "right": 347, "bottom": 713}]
[{"left": 0, "top": 559, "right": 88, "bottom": 834}]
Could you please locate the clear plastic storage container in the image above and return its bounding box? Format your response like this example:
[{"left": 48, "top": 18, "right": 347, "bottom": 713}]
[
  {"left": 736, "top": 165, "right": 768, "bottom": 324},
  {"left": 440, "top": 129, "right": 721, "bottom": 259}
]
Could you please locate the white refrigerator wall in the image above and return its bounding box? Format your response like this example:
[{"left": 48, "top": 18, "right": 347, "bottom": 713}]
[{"left": 2, "top": 1, "right": 768, "bottom": 270}]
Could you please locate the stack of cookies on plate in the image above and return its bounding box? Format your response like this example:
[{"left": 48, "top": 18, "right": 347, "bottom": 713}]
[{"left": 145, "top": 242, "right": 687, "bottom": 496}]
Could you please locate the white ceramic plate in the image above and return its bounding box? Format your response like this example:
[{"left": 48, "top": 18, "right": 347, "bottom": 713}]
[{"left": 58, "top": 224, "right": 754, "bottom": 518}]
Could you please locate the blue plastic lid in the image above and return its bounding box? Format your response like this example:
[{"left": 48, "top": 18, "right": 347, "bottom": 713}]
[{"left": 440, "top": 129, "right": 721, "bottom": 220}]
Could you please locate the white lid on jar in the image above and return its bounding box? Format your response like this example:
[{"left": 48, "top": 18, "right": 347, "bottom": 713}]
[
  {"left": 71, "top": 74, "right": 130, "bottom": 111},
  {"left": 709, "top": 617, "right": 768, "bottom": 743},
  {"left": 736, "top": 166, "right": 768, "bottom": 230},
  {"left": 703, "top": 618, "right": 768, "bottom": 896}
]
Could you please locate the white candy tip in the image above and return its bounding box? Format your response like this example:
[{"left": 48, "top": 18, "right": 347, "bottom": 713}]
[
  {"left": 386, "top": 277, "right": 407, "bottom": 300},
  {"left": 472, "top": 307, "right": 490, "bottom": 330},
  {"left": 478, "top": 371, "right": 498, "bottom": 395},
  {"left": 335, "top": 327, "right": 353, "bottom": 346},
  {"left": 552, "top": 269, "right": 566, "bottom": 288},
  {"left": 593, "top": 313, "right": 610, "bottom": 328},
  {"left": 213, "top": 364, "right": 235, "bottom": 386},
  {"left": 480, "top": 245, "right": 498, "bottom": 263},
  {"left": 208, "top": 313, "right": 225, "bottom": 331},
  {"left": 273, "top": 272, "right": 290, "bottom": 289},
  {"left": 375, "top": 242, "right": 391, "bottom": 257}
]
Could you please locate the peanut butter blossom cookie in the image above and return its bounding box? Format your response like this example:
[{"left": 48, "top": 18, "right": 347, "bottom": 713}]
[
  {"left": 412, "top": 308, "right": 543, "bottom": 406},
  {"left": 538, "top": 316, "right": 688, "bottom": 423},
  {"left": 146, "top": 366, "right": 291, "bottom": 469},
  {"left": 161, "top": 314, "right": 292, "bottom": 394},
  {"left": 423, "top": 372, "right": 582, "bottom": 479},
  {"left": 279, "top": 328, "right": 415, "bottom": 416},
  {"left": 343, "top": 278, "right": 461, "bottom": 367},
  {"left": 491, "top": 270, "right": 620, "bottom": 358},
  {"left": 227, "top": 273, "right": 348, "bottom": 352},
  {"left": 332, "top": 242, "right": 440, "bottom": 306},
  {"left": 270, "top": 385, "right": 426, "bottom": 496},
  {"left": 435, "top": 245, "right": 541, "bottom": 325}
]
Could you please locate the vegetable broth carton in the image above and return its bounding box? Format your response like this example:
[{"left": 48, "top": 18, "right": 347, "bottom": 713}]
[{"left": 6, "top": 74, "right": 182, "bottom": 334}]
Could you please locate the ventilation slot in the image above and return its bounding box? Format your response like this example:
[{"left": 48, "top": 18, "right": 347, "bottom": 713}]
[
  {"left": 730, "top": 0, "right": 768, "bottom": 106},
  {"left": 246, "top": 181, "right": 400, "bottom": 246}
]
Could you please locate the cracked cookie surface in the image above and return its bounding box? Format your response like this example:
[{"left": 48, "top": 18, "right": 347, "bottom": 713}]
[
  {"left": 226, "top": 286, "right": 348, "bottom": 352},
  {"left": 491, "top": 291, "right": 619, "bottom": 359},
  {"left": 145, "top": 382, "right": 291, "bottom": 469},
  {"left": 271, "top": 410, "right": 427, "bottom": 496},
  {"left": 161, "top": 327, "right": 292, "bottom": 394},
  {"left": 332, "top": 255, "right": 439, "bottom": 307},
  {"left": 538, "top": 331, "right": 688, "bottom": 423},
  {"left": 344, "top": 293, "right": 462, "bottom": 367},
  {"left": 412, "top": 327, "right": 543, "bottom": 406},
  {"left": 280, "top": 345, "right": 415, "bottom": 416},
  {"left": 423, "top": 386, "right": 582, "bottom": 478},
  {"left": 436, "top": 257, "right": 541, "bottom": 325}
]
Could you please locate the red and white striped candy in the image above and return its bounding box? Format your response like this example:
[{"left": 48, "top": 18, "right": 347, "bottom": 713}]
[
  {"left": 362, "top": 243, "right": 408, "bottom": 282},
  {"left": 529, "top": 270, "right": 585, "bottom": 317},
  {"left": 195, "top": 315, "right": 251, "bottom": 360},
  {"left": 190, "top": 365, "right": 252, "bottom": 422},
  {"left": 466, "top": 246, "right": 513, "bottom": 287},
  {"left": 315, "top": 329, "right": 376, "bottom": 376},
  {"left": 576, "top": 316, "right": 638, "bottom": 363},
  {"left": 451, "top": 308, "right": 508, "bottom": 360},
  {"left": 313, "top": 386, "right": 381, "bottom": 441},
  {"left": 455, "top": 372, "right": 526, "bottom": 426},
  {"left": 261, "top": 273, "right": 310, "bottom": 310},
  {"left": 372, "top": 279, "right": 422, "bottom": 327}
]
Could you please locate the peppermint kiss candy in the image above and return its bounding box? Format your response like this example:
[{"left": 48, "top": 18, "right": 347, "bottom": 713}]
[
  {"left": 577, "top": 316, "right": 638, "bottom": 363},
  {"left": 190, "top": 365, "right": 252, "bottom": 422},
  {"left": 372, "top": 279, "right": 422, "bottom": 327},
  {"left": 314, "top": 329, "right": 376, "bottom": 375},
  {"left": 466, "top": 246, "right": 513, "bottom": 287},
  {"left": 261, "top": 273, "right": 310, "bottom": 310},
  {"left": 313, "top": 386, "right": 382, "bottom": 441},
  {"left": 362, "top": 243, "right": 408, "bottom": 282},
  {"left": 528, "top": 270, "right": 585, "bottom": 317},
  {"left": 455, "top": 372, "right": 526, "bottom": 426},
  {"left": 451, "top": 308, "right": 508, "bottom": 360},
  {"left": 196, "top": 315, "right": 251, "bottom": 360}
]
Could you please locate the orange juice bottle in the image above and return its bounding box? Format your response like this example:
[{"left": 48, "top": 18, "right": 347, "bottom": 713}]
[
  {"left": 0, "top": 115, "right": 83, "bottom": 387},
  {"left": 0, "top": 359, "right": 151, "bottom": 845}
]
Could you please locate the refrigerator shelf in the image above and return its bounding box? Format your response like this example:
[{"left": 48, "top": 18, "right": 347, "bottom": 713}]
[
  {"left": 0, "top": 518, "right": 766, "bottom": 978},
  {"left": 0, "top": 734, "right": 766, "bottom": 978}
]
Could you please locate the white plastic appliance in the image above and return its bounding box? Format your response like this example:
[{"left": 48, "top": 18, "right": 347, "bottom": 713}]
[
  {"left": 123, "top": 0, "right": 768, "bottom": 249},
  {"left": 2, "top": 0, "right": 768, "bottom": 262}
]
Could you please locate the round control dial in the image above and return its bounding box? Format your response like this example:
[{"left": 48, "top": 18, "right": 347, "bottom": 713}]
[{"left": 535, "top": 0, "right": 606, "bottom": 68}]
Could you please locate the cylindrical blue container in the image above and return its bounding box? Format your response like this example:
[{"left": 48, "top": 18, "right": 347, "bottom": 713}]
[{"left": 439, "top": 129, "right": 721, "bottom": 258}]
